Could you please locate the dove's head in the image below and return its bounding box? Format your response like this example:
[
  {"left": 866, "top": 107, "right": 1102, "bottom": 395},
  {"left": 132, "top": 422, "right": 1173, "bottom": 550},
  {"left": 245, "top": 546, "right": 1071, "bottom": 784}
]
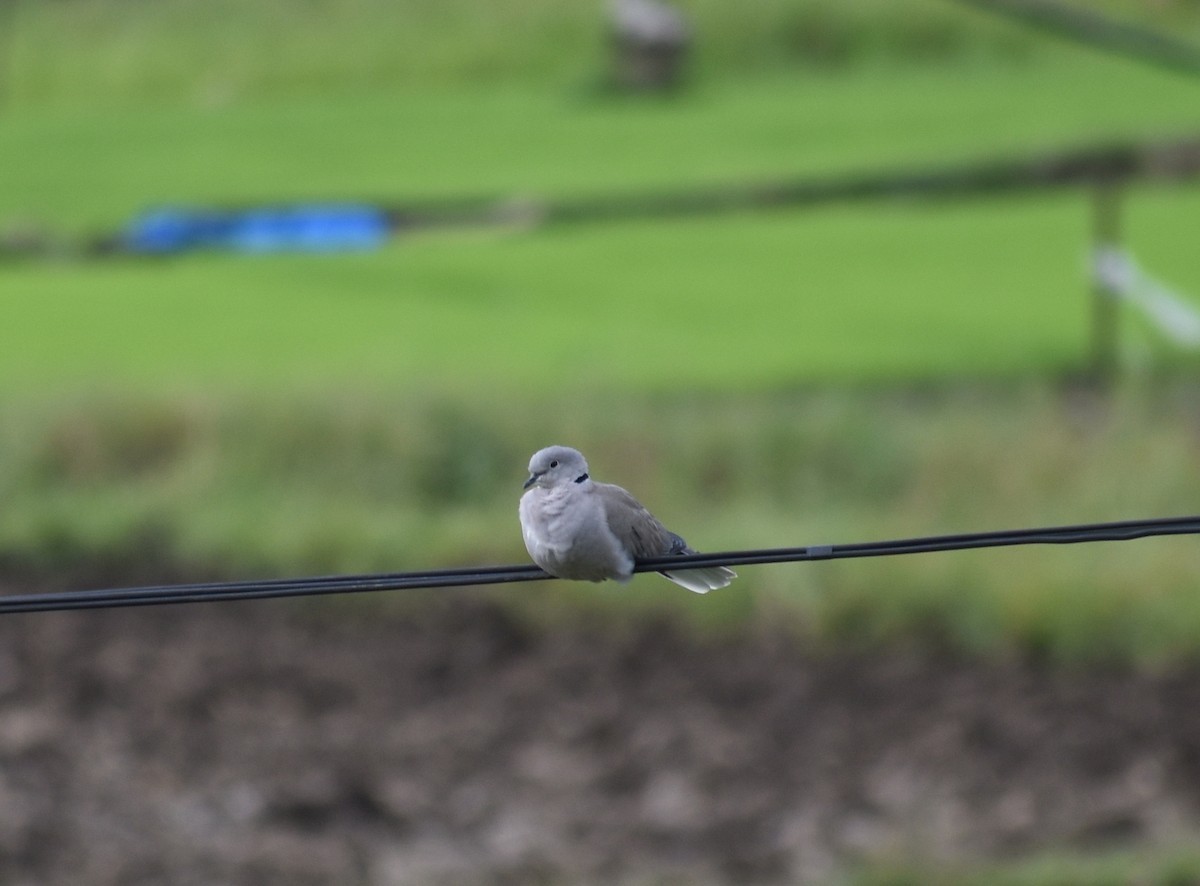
[{"left": 524, "top": 445, "right": 589, "bottom": 490}]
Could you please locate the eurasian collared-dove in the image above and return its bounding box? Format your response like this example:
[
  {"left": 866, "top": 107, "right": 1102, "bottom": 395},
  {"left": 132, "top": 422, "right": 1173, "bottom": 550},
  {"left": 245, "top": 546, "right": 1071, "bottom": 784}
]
[{"left": 519, "top": 445, "right": 735, "bottom": 594}]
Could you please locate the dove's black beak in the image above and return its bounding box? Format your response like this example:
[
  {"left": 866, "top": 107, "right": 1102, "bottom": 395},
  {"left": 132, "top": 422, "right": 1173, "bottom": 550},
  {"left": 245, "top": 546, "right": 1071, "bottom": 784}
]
[{"left": 523, "top": 472, "right": 539, "bottom": 490}]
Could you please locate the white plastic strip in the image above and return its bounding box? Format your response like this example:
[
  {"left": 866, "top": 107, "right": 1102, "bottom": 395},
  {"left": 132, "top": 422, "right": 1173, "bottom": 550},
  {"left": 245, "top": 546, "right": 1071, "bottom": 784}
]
[{"left": 1091, "top": 247, "right": 1200, "bottom": 348}]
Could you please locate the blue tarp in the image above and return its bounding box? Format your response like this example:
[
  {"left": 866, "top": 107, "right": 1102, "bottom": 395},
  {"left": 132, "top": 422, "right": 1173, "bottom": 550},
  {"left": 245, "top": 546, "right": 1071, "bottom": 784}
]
[{"left": 124, "top": 205, "right": 392, "bottom": 255}]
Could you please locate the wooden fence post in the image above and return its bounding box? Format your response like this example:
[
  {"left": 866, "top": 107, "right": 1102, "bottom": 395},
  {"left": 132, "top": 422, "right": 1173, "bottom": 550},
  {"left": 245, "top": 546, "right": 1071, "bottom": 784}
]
[{"left": 1090, "top": 181, "right": 1123, "bottom": 383}]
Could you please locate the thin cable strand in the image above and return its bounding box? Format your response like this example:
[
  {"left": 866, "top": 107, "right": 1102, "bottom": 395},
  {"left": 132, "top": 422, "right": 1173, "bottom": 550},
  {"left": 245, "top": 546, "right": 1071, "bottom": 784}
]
[{"left": 2, "top": 514, "right": 1198, "bottom": 614}]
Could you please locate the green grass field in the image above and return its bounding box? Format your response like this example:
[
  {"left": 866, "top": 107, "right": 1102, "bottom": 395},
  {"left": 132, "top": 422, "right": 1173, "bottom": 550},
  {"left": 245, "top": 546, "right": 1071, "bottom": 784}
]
[
  {"left": 5, "top": 382, "right": 1200, "bottom": 667},
  {"left": 7, "top": 0, "right": 1200, "bottom": 109},
  {"left": 5, "top": 53, "right": 1198, "bottom": 226},
  {"left": 0, "top": 198, "right": 1107, "bottom": 390},
  {"left": 3, "top": 52, "right": 1200, "bottom": 392}
]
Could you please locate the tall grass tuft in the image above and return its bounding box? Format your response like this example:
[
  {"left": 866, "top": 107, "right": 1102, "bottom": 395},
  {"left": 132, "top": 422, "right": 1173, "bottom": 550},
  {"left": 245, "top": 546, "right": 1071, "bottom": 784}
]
[
  {"left": 8, "top": 0, "right": 1200, "bottom": 109},
  {"left": 3, "top": 381, "right": 1200, "bottom": 664}
]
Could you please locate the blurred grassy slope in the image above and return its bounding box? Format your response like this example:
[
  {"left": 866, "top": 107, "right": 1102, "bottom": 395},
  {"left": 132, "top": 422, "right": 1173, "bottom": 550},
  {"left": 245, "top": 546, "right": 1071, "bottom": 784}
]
[
  {"left": 4, "top": 54, "right": 1198, "bottom": 227},
  {"left": 6, "top": 0, "right": 1200, "bottom": 108},
  {"left": 0, "top": 199, "right": 1102, "bottom": 389},
  {"left": 2, "top": 54, "right": 1199, "bottom": 391},
  {"left": 5, "top": 384, "right": 1200, "bottom": 665}
]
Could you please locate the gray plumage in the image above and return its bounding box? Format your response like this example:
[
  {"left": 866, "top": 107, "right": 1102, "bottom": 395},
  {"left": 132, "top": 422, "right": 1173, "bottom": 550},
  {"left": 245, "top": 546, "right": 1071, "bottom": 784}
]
[{"left": 519, "top": 445, "right": 735, "bottom": 594}]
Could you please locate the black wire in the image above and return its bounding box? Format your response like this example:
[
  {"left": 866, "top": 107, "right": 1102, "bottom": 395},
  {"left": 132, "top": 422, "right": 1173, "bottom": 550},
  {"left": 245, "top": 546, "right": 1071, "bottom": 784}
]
[
  {"left": 948, "top": 0, "right": 1200, "bottom": 79},
  {"left": 639, "top": 514, "right": 1200, "bottom": 570},
  {"left": 2, "top": 514, "right": 1197, "bottom": 614}
]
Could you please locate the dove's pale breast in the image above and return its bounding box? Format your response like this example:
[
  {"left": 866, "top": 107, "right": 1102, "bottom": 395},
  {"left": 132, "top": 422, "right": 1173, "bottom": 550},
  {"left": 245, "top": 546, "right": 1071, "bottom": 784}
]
[{"left": 519, "top": 484, "right": 634, "bottom": 582}]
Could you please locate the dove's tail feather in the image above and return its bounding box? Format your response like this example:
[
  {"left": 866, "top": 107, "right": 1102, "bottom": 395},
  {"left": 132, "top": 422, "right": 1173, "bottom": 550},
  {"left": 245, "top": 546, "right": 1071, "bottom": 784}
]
[{"left": 658, "top": 565, "right": 737, "bottom": 595}]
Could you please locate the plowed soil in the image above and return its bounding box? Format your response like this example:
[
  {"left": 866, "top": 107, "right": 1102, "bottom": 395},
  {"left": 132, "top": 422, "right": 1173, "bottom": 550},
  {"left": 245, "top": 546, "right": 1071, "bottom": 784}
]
[{"left": 2, "top": 586, "right": 1200, "bottom": 885}]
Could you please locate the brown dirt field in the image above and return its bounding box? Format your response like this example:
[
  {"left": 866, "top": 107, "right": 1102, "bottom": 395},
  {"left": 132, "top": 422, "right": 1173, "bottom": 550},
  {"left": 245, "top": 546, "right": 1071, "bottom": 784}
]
[{"left": 1, "top": 585, "right": 1200, "bottom": 885}]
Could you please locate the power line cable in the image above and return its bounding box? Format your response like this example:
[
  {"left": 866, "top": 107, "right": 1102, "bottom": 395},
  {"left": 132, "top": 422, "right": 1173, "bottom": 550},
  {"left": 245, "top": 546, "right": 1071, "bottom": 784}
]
[
  {"left": 948, "top": 0, "right": 1200, "bottom": 77},
  {"left": 2, "top": 514, "right": 1198, "bottom": 615}
]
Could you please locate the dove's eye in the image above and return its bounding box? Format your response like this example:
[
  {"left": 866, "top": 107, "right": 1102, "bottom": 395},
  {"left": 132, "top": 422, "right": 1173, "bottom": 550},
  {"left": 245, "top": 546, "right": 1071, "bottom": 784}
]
[{"left": 550, "top": 460, "right": 559, "bottom": 468}]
